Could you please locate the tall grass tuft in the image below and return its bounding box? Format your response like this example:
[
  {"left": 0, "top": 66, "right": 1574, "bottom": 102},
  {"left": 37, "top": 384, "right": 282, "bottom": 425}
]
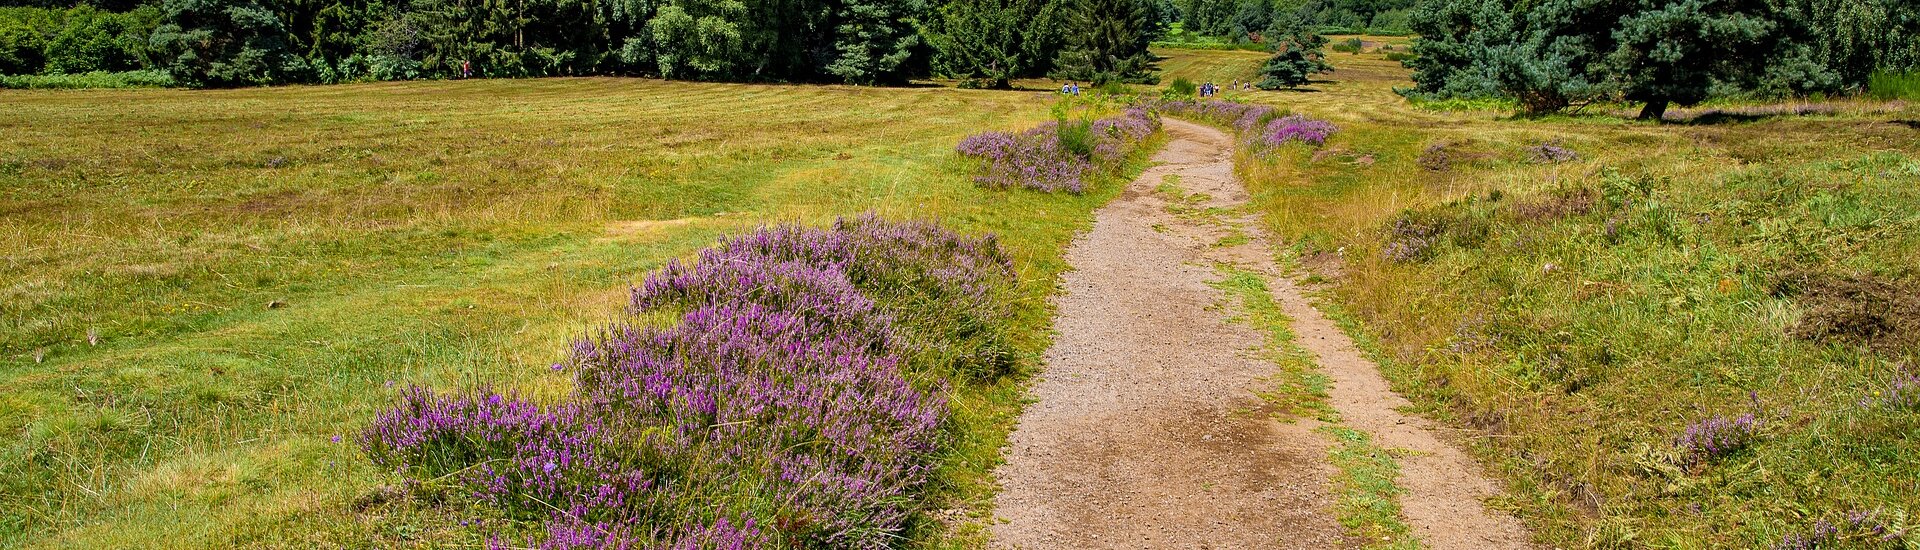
[{"left": 1867, "top": 70, "right": 1920, "bottom": 101}]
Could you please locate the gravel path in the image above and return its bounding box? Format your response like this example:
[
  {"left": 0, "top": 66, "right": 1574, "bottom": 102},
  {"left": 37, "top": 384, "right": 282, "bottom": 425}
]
[{"left": 989, "top": 118, "right": 1533, "bottom": 549}]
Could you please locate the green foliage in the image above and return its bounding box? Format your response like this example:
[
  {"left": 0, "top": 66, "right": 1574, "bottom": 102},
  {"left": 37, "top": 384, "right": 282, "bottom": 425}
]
[
  {"left": 1868, "top": 69, "right": 1920, "bottom": 100},
  {"left": 1607, "top": 0, "right": 1820, "bottom": 119},
  {"left": 1789, "top": 0, "right": 1920, "bottom": 89},
  {"left": 1255, "top": 20, "right": 1328, "bottom": 89},
  {"left": 148, "top": 0, "right": 309, "bottom": 87},
  {"left": 925, "top": 0, "right": 1063, "bottom": 88},
  {"left": 1049, "top": 0, "right": 1161, "bottom": 85},
  {"left": 1168, "top": 75, "right": 1196, "bottom": 95},
  {"left": 0, "top": 6, "right": 159, "bottom": 77},
  {"left": 0, "top": 68, "right": 171, "bottom": 87},
  {"left": 1406, "top": 0, "right": 1919, "bottom": 116}
]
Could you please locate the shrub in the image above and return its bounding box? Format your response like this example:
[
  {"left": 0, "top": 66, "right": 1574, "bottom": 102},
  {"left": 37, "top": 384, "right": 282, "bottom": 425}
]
[
  {"left": 1167, "top": 76, "right": 1196, "bottom": 97},
  {"left": 364, "top": 215, "right": 1019, "bottom": 548},
  {"left": 1261, "top": 114, "right": 1337, "bottom": 147},
  {"left": 1676, "top": 412, "right": 1760, "bottom": 466},
  {"left": 956, "top": 107, "right": 1159, "bottom": 193}
]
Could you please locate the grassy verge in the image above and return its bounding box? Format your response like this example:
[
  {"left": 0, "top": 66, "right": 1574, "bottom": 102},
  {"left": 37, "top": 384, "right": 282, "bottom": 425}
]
[{"left": 0, "top": 77, "right": 1142, "bottom": 547}]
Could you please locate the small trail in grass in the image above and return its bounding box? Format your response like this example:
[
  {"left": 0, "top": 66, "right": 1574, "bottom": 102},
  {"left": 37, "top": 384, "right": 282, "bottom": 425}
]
[{"left": 990, "top": 119, "right": 1533, "bottom": 549}]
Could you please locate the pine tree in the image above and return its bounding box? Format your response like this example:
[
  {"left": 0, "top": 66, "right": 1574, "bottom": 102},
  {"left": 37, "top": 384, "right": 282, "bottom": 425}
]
[
  {"left": 1049, "top": 0, "right": 1160, "bottom": 84},
  {"left": 1254, "top": 19, "right": 1328, "bottom": 89}
]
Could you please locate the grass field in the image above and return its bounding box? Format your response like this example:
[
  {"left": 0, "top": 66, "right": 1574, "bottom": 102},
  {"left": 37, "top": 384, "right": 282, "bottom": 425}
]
[
  {"left": 1154, "top": 45, "right": 1920, "bottom": 547},
  {"left": 0, "top": 78, "right": 1143, "bottom": 547}
]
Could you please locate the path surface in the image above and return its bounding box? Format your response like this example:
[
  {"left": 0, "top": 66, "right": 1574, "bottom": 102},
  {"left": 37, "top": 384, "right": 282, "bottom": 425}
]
[{"left": 990, "top": 119, "right": 1533, "bottom": 549}]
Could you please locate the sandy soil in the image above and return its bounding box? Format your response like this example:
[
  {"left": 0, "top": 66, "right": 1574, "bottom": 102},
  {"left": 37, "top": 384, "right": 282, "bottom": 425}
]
[{"left": 989, "top": 119, "right": 1533, "bottom": 549}]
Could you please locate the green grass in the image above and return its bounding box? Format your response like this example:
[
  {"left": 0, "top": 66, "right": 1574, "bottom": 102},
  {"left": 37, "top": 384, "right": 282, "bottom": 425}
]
[
  {"left": 1208, "top": 263, "right": 1417, "bottom": 547},
  {"left": 0, "top": 70, "right": 175, "bottom": 89},
  {"left": 0, "top": 77, "right": 1151, "bottom": 547},
  {"left": 1869, "top": 70, "right": 1920, "bottom": 101},
  {"left": 1179, "top": 39, "right": 1920, "bottom": 548}
]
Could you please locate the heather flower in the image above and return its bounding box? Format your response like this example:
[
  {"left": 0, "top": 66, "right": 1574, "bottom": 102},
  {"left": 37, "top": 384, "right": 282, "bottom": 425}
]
[
  {"left": 1676, "top": 412, "right": 1761, "bottom": 465},
  {"left": 957, "top": 108, "right": 1160, "bottom": 194},
  {"left": 364, "top": 215, "right": 1018, "bottom": 548},
  {"left": 1142, "top": 99, "right": 1336, "bottom": 151},
  {"left": 1262, "top": 114, "right": 1337, "bottom": 147}
]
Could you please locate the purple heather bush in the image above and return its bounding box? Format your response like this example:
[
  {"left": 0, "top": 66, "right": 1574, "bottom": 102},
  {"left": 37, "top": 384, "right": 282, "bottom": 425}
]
[
  {"left": 955, "top": 107, "right": 1160, "bottom": 193},
  {"left": 1676, "top": 411, "right": 1761, "bottom": 466},
  {"left": 1147, "top": 99, "right": 1337, "bottom": 150},
  {"left": 364, "top": 214, "right": 1019, "bottom": 549},
  {"left": 1262, "top": 114, "right": 1337, "bottom": 147}
]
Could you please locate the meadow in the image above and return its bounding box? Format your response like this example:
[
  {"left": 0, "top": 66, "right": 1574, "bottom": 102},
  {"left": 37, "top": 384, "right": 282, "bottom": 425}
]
[
  {"left": 0, "top": 78, "right": 1143, "bottom": 547},
  {"left": 1163, "top": 43, "right": 1920, "bottom": 547}
]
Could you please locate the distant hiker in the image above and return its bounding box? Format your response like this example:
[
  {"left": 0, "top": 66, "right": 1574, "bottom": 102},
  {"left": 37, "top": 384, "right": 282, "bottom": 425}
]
[
  {"left": 1071, "top": 82, "right": 1081, "bottom": 95},
  {"left": 461, "top": 60, "right": 472, "bottom": 78},
  {"left": 1062, "top": 82, "right": 1073, "bottom": 94}
]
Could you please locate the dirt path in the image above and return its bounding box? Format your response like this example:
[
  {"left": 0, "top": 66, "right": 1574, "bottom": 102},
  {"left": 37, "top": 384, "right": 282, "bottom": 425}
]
[{"left": 990, "top": 119, "right": 1532, "bottom": 549}]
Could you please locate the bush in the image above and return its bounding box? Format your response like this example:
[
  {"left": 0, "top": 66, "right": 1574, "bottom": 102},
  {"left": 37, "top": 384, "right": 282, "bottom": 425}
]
[
  {"left": 1168, "top": 76, "right": 1196, "bottom": 97},
  {"left": 956, "top": 107, "right": 1160, "bottom": 193},
  {"left": 363, "top": 215, "right": 1021, "bottom": 548}
]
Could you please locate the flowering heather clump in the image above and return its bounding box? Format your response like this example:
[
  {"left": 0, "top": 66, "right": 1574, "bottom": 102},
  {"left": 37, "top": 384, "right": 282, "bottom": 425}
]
[
  {"left": 364, "top": 214, "right": 1018, "bottom": 548},
  {"left": 1147, "top": 98, "right": 1277, "bottom": 134},
  {"left": 1676, "top": 412, "right": 1761, "bottom": 465},
  {"left": 955, "top": 107, "right": 1160, "bottom": 193},
  {"left": 1262, "top": 114, "right": 1337, "bottom": 147},
  {"left": 1773, "top": 509, "right": 1910, "bottom": 550},
  {"left": 1145, "top": 99, "right": 1336, "bottom": 151},
  {"left": 1526, "top": 142, "right": 1579, "bottom": 163}
]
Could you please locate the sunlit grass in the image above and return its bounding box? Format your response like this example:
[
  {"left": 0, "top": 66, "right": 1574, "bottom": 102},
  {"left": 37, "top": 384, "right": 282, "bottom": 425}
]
[
  {"left": 0, "top": 77, "right": 1139, "bottom": 547},
  {"left": 1162, "top": 45, "right": 1920, "bottom": 547}
]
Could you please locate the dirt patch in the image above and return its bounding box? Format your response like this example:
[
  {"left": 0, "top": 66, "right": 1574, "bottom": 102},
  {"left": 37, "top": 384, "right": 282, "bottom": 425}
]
[
  {"left": 601, "top": 217, "right": 699, "bottom": 241},
  {"left": 1509, "top": 186, "right": 1597, "bottom": 222},
  {"left": 1776, "top": 270, "right": 1920, "bottom": 353}
]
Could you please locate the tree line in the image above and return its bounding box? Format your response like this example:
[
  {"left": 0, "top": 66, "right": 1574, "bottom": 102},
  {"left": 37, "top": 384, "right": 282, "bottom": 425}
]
[
  {"left": 1403, "top": 0, "right": 1920, "bottom": 119},
  {"left": 0, "top": 0, "right": 1180, "bottom": 87}
]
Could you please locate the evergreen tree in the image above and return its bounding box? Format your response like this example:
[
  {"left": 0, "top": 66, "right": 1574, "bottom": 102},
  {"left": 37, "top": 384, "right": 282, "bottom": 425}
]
[
  {"left": 1049, "top": 0, "right": 1160, "bottom": 84},
  {"left": 824, "top": 0, "right": 927, "bottom": 85},
  {"left": 1254, "top": 18, "right": 1327, "bottom": 88},
  {"left": 1607, "top": 0, "right": 1804, "bottom": 119},
  {"left": 150, "top": 0, "right": 309, "bottom": 86},
  {"left": 925, "top": 0, "right": 1061, "bottom": 88}
]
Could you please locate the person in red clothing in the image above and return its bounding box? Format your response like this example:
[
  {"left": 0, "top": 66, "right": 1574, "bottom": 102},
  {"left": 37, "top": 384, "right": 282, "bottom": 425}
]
[{"left": 461, "top": 60, "right": 472, "bottom": 78}]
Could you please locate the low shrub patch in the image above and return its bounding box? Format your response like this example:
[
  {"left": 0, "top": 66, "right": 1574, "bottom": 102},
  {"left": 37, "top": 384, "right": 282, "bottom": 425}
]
[
  {"left": 955, "top": 107, "right": 1159, "bottom": 193},
  {"left": 362, "top": 215, "right": 1019, "bottom": 548}
]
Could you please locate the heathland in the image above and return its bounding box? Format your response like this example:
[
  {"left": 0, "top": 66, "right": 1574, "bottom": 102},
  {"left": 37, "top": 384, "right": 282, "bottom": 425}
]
[
  {"left": 1185, "top": 41, "right": 1920, "bottom": 547},
  {"left": 3, "top": 39, "right": 1918, "bottom": 549},
  {"left": 0, "top": 79, "right": 1146, "bottom": 547}
]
